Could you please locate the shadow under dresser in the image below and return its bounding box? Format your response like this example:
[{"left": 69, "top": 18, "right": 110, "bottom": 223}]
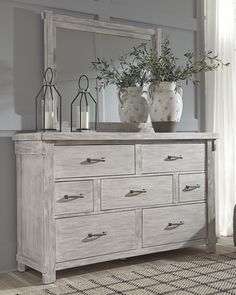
[{"left": 13, "top": 132, "right": 217, "bottom": 284}]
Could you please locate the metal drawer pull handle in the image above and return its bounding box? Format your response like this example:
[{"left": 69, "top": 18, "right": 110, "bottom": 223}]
[
  {"left": 86, "top": 157, "right": 106, "bottom": 163},
  {"left": 130, "top": 189, "right": 147, "bottom": 194},
  {"left": 87, "top": 231, "right": 107, "bottom": 238},
  {"left": 183, "top": 184, "right": 200, "bottom": 191},
  {"left": 166, "top": 155, "right": 183, "bottom": 161},
  {"left": 64, "top": 194, "right": 84, "bottom": 200},
  {"left": 125, "top": 189, "right": 147, "bottom": 197},
  {"left": 168, "top": 221, "right": 184, "bottom": 227}
]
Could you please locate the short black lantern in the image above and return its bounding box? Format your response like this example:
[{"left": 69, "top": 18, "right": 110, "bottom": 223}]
[
  {"left": 70, "top": 75, "right": 98, "bottom": 132},
  {"left": 35, "top": 67, "right": 62, "bottom": 132}
]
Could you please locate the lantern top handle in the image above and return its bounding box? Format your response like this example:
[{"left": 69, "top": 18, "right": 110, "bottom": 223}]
[
  {"left": 44, "top": 67, "right": 54, "bottom": 85},
  {"left": 78, "top": 74, "right": 89, "bottom": 92}
]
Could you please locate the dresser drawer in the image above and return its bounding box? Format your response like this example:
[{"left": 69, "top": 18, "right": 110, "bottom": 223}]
[
  {"left": 141, "top": 143, "right": 205, "bottom": 173},
  {"left": 101, "top": 175, "right": 173, "bottom": 210},
  {"left": 179, "top": 173, "right": 206, "bottom": 202},
  {"left": 56, "top": 211, "right": 136, "bottom": 262},
  {"left": 54, "top": 145, "right": 135, "bottom": 178},
  {"left": 143, "top": 203, "right": 206, "bottom": 248},
  {"left": 54, "top": 181, "right": 93, "bottom": 215}
]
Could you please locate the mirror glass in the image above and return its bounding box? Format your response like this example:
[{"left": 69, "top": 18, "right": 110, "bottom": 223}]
[{"left": 56, "top": 27, "right": 151, "bottom": 123}]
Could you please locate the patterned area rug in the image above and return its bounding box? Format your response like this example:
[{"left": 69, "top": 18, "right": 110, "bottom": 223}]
[{"left": 18, "top": 253, "right": 236, "bottom": 295}]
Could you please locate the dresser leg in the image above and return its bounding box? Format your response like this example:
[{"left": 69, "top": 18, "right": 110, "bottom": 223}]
[
  {"left": 17, "top": 262, "right": 26, "bottom": 272},
  {"left": 42, "top": 271, "right": 56, "bottom": 284}
]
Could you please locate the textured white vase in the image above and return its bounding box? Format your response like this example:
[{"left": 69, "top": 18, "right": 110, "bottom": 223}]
[
  {"left": 118, "top": 87, "right": 149, "bottom": 123},
  {"left": 148, "top": 81, "right": 183, "bottom": 132}
]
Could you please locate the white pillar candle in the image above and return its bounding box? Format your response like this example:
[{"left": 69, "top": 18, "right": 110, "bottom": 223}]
[
  {"left": 77, "top": 107, "right": 89, "bottom": 129},
  {"left": 45, "top": 111, "right": 54, "bottom": 129}
]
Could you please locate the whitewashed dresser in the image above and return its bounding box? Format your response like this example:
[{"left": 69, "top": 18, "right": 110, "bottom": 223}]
[{"left": 13, "top": 132, "right": 217, "bottom": 284}]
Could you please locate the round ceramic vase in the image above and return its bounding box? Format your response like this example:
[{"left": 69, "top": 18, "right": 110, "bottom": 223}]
[
  {"left": 148, "top": 81, "right": 183, "bottom": 132},
  {"left": 118, "top": 87, "right": 149, "bottom": 123}
]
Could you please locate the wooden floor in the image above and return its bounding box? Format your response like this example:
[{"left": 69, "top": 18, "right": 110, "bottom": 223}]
[{"left": 0, "top": 237, "right": 235, "bottom": 295}]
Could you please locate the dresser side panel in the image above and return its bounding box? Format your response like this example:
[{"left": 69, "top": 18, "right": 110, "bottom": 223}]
[
  {"left": 19, "top": 154, "right": 44, "bottom": 265},
  {"left": 42, "top": 142, "right": 56, "bottom": 281}
]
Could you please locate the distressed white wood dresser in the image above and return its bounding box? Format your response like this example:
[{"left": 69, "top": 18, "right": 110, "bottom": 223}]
[{"left": 13, "top": 132, "right": 217, "bottom": 284}]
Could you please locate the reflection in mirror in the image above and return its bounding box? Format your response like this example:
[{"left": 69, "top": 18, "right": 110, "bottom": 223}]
[
  {"left": 56, "top": 27, "right": 150, "bottom": 124},
  {"left": 56, "top": 29, "right": 97, "bottom": 125}
]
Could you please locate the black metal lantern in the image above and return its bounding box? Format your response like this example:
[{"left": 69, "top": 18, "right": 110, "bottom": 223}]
[
  {"left": 35, "top": 67, "right": 62, "bottom": 132},
  {"left": 70, "top": 75, "right": 98, "bottom": 132}
]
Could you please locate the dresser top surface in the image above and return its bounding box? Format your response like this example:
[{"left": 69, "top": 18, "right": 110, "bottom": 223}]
[{"left": 13, "top": 132, "right": 218, "bottom": 142}]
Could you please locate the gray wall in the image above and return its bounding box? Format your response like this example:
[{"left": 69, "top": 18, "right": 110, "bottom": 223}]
[{"left": 0, "top": 0, "right": 204, "bottom": 271}]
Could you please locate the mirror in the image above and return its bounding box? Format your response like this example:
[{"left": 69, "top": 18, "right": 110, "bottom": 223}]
[{"left": 43, "top": 11, "right": 160, "bottom": 126}]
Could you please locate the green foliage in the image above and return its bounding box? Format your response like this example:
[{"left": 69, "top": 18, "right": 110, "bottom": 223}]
[
  {"left": 91, "top": 46, "right": 149, "bottom": 89},
  {"left": 91, "top": 38, "right": 229, "bottom": 89},
  {"left": 144, "top": 38, "right": 230, "bottom": 84}
]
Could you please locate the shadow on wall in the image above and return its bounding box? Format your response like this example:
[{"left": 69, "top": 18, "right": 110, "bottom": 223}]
[
  {"left": 14, "top": 8, "right": 44, "bottom": 130},
  {"left": 0, "top": 60, "right": 15, "bottom": 114},
  {"left": 0, "top": 138, "right": 17, "bottom": 272},
  {"left": 0, "top": 60, "right": 13, "bottom": 96}
]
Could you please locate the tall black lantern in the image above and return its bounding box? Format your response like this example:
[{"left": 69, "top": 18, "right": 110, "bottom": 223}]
[
  {"left": 35, "top": 67, "right": 62, "bottom": 132},
  {"left": 70, "top": 75, "right": 98, "bottom": 132}
]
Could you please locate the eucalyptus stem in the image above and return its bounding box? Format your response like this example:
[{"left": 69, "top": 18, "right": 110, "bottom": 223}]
[{"left": 91, "top": 38, "right": 229, "bottom": 91}]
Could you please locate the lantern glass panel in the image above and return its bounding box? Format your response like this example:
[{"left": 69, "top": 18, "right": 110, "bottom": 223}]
[
  {"left": 77, "top": 105, "right": 89, "bottom": 130},
  {"left": 39, "top": 88, "right": 60, "bottom": 131}
]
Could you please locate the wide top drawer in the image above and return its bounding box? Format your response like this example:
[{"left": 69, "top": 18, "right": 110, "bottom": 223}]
[
  {"left": 54, "top": 145, "right": 135, "bottom": 178},
  {"left": 141, "top": 143, "right": 205, "bottom": 173}
]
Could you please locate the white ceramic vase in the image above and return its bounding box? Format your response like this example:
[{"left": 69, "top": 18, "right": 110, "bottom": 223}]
[
  {"left": 148, "top": 81, "right": 183, "bottom": 132},
  {"left": 118, "top": 87, "right": 149, "bottom": 123}
]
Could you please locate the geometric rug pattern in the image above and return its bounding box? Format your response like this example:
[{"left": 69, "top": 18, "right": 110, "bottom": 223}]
[{"left": 17, "top": 253, "right": 236, "bottom": 295}]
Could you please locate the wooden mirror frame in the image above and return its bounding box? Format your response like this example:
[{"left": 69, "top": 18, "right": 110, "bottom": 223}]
[
  {"left": 43, "top": 10, "right": 162, "bottom": 78},
  {"left": 42, "top": 10, "right": 162, "bottom": 127}
]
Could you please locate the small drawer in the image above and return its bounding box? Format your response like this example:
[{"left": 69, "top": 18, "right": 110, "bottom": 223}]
[
  {"left": 54, "top": 145, "right": 135, "bottom": 178},
  {"left": 56, "top": 211, "right": 136, "bottom": 262},
  {"left": 101, "top": 175, "right": 173, "bottom": 210},
  {"left": 141, "top": 143, "right": 205, "bottom": 173},
  {"left": 143, "top": 203, "right": 206, "bottom": 248},
  {"left": 179, "top": 173, "right": 206, "bottom": 202},
  {"left": 54, "top": 181, "right": 93, "bottom": 215}
]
